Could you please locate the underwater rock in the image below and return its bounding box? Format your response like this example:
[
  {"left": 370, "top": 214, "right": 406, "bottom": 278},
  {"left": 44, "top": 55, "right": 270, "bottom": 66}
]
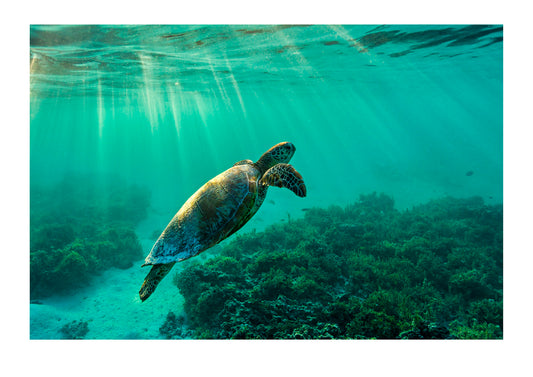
[
  {"left": 337, "top": 223, "right": 365, "bottom": 234},
  {"left": 123, "top": 331, "right": 142, "bottom": 339},
  {"left": 60, "top": 320, "right": 89, "bottom": 339},
  {"left": 159, "top": 311, "right": 194, "bottom": 339},
  {"left": 399, "top": 320, "right": 452, "bottom": 339}
]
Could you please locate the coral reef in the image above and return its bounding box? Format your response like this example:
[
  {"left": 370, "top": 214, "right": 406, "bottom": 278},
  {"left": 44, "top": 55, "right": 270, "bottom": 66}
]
[
  {"left": 30, "top": 174, "right": 150, "bottom": 299},
  {"left": 173, "top": 193, "right": 503, "bottom": 339}
]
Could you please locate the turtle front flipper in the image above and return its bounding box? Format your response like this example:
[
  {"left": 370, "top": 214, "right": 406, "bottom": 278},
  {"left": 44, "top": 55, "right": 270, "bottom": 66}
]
[
  {"left": 139, "top": 262, "right": 176, "bottom": 302},
  {"left": 259, "top": 163, "right": 307, "bottom": 197}
]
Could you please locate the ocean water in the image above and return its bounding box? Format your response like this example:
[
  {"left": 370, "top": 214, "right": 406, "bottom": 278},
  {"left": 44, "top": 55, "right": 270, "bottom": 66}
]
[{"left": 29, "top": 25, "right": 503, "bottom": 339}]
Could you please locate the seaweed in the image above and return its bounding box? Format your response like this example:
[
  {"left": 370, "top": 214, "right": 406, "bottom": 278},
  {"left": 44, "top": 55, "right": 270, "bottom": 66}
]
[{"left": 30, "top": 174, "right": 150, "bottom": 299}]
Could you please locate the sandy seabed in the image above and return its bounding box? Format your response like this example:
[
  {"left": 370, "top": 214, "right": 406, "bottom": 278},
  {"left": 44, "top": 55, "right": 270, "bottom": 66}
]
[{"left": 30, "top": 236, "right": 186, "bottom": 340}]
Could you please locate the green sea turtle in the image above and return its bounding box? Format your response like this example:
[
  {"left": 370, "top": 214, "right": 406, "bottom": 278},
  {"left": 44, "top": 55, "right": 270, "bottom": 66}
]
[{"left": 139, "top": 141, "right": 306, "bottom": 302}]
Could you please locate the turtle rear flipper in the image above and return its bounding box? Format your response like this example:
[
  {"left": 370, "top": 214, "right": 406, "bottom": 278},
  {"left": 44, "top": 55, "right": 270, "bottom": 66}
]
[
  {"left": 260, "top": 163, "right": 306, "bottom": 197},
  {"left": 139, "top": 262, "right": 176, "bottom": 302}
]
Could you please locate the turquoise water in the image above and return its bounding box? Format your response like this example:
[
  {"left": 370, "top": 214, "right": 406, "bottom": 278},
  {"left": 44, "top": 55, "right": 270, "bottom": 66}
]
[{"left": 29, "top": 25, "right": 503, "bottom": 339}]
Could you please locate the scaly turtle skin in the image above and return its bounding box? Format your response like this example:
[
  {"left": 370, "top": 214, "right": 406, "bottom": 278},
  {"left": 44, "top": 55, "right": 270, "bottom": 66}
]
[{"left": 139, "top": 142, "right": 306, "bottom": 301}]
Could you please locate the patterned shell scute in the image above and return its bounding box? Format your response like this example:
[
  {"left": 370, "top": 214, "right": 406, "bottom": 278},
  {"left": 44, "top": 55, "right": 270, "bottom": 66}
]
[{"left": 143, "top": 164, "right": 259, "bottom": 265}]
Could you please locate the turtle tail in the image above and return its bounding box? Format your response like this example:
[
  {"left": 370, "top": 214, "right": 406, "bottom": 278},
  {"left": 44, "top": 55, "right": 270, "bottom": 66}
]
[{"left": 139, "top": 262, "right": 176, "bottom": 302}]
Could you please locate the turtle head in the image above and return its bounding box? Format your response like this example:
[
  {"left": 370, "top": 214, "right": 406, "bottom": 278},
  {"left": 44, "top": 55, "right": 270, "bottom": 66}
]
[{"left": 255, "top": 142, "right": 296, "bottom": 174}]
